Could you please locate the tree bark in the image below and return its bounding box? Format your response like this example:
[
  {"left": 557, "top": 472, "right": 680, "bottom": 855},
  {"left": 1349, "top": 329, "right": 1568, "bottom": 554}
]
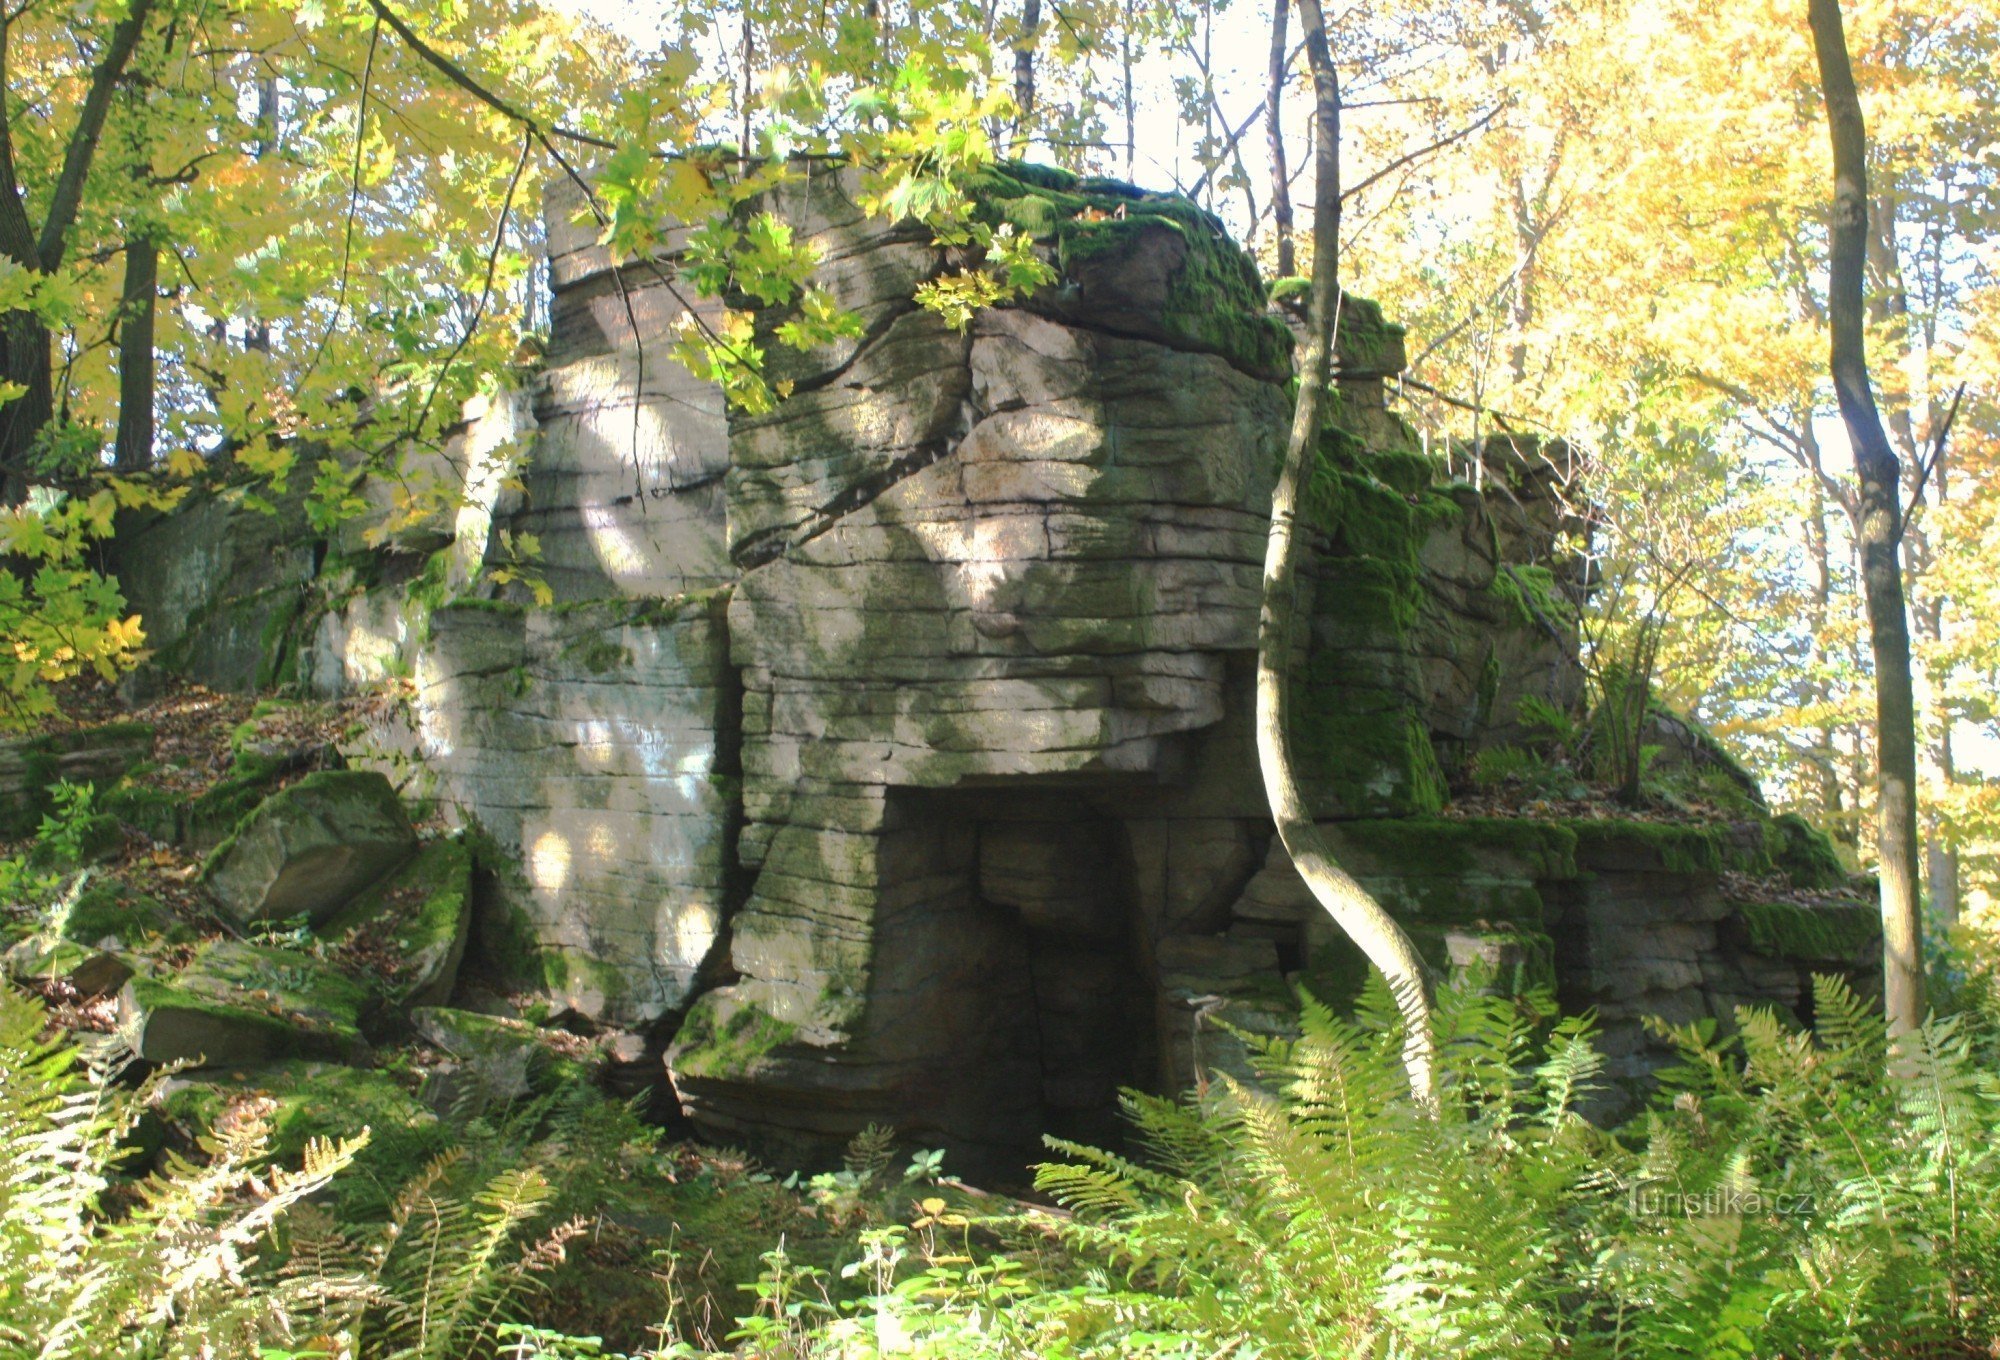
[
  {"left": 0, "top": 0, "right": 155, "bottom": 498},
  {"left": 113, "top": 235, "right": 157, "bottom": 472},
  {"left": 1807, "top": 0, "right": 1924, "bottom": 1032},
  {"left": 1265, "top": 0, "right": 1295, "bottom": 276},
  {"left": 1259, "top": 0, "right": 1436, "bottom": 1105},
  {"left": 1012, "top": 0, "right": 1041, "bottom": 154}
]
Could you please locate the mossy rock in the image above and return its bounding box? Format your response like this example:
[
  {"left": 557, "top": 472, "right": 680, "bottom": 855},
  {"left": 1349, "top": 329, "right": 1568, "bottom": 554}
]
[
  {"left": 1765, "top": 813, "right": 1851, "bottom": 891},
  {"left": 181, "top": 754, "right": 297, "bottom": 852},
  {"left": 1729, "top": 898, "right": 1880, "bottom": 965},
  {"left": 0, "top": 723, "right": 154, "bottom": 838},
  {"left": 1333, "top": 817, "right": 1580, "bottom": 884},
  {"left": 157, "top": 1060, "right": 450, "bottom": 1218},
  {"left": 668, "top": 992, "right": 799, "bottom": 1083},
  {"left": 4, "top": 937, "right": 134, "bottom": 996},
  {"left": 410, "top": 1006, "right": 584, "bottom": 1108},
  {"left": 118, "top": 939, "right": 375, "bottom": 1067},
  {"left": 202, "top": 769, "right": 418, "bottom": 928},
  {"left": 57, "top": 879, "right": 181, "bottom": 949},
  {"left": 320, "top": 837, "right": 473, "bottom": 1008},
  {"left": 99, "top": 782, "right": 185, "bottom": 845},
  {"left": 965, "top": 162, "right": 1293, "bottom": 383},
  {"left": 1566, "top": 819, "right": 1733, "bottom": 875}
]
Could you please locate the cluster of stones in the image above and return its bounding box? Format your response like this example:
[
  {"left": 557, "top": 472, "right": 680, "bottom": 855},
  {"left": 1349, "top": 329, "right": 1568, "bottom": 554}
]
[
  {"left": 0, "top": 725, "right": 601, "bottom": 1161},
  {"left": 91, "top": 163, "right": 1880, "bottom": 1167}
]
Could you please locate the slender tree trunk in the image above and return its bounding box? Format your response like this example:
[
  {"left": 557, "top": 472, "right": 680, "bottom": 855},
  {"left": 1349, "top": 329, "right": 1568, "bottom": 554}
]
[
  {"left": 1265, "top": 0, "right": 1295, "bottom": 276},
  {"left": 1259, "top": 0, "right": 1436, "bottom": 1105},
  {"left": 246, "top": 75, "right": 278, "bottom": 353},
  {"left": 1012, "top": 0, "right": 1041, "bottom": 154},
  {"left": 1807, "top": 0, "right": 1924, "bottom": 1032},
  {"left": 1927, "top": 719, "right": 1959, "bottom": 929},
  {"left": 1122, "top": 0, "right": 1136, "bottom": 178},
  {"left": 0, "top": 316, "right": 51, "bottom": 500},
  {"left": 1506, "top": 176, "right": 1537, "bottom": 385},
  {"left": 113, "top": 235, "right": 157, "bottom": 472}
]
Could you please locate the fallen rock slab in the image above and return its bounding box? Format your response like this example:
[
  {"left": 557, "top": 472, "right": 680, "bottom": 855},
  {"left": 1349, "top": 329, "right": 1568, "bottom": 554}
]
[
  {"left": 202, "top": 769, "right": 417, "bottom": 927},
  {"left": 118, "top": 939, "right": 373, "bottom": 1067},
  {"left": 320, "top": 836, "right": 472, "bottom": 1008},
  {"left": 411, "top": 1006, "right": 574, "bottom": 1110}
]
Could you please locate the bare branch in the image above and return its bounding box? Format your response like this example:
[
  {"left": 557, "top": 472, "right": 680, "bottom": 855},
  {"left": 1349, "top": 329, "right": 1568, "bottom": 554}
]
[
  {"left": 363, "top": 0, "right": 615, "bottom": 152},
  {"left": 1341, "top": 102, "right": 1502, "bottom": 204}
]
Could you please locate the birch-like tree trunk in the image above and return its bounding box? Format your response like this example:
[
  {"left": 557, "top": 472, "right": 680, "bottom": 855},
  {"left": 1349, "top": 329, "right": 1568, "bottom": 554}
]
[
  {"left": 1806, "top": 0, "right": 1925, "bottom": 1032},
  {"left": 1258, "top": 0, "right": 1437, "bottom": 1105}
]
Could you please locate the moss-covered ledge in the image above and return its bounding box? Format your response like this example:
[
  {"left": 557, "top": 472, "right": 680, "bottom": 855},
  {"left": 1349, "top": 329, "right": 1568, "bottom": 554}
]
[{"left": 966, "top": 162, "right": 1294, "bottom": 382}]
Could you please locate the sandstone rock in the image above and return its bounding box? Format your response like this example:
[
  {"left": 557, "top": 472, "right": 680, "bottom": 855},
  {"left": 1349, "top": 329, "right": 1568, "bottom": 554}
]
[
  {"left": 119, "top": 940, "right": 373, "bottom": 1067},
  {"left": 102, "top": 159, "right": 1873, "bottom": 1164},
  {"left": 108, "top": 480, "right": 318, "bottom": 695},
  {"left": 4, "top": 938, "right": 134, "bottom": 996},
  {"left": 0, "top": 723, "right": 153, "bottom": 837},
  {"left": 411, "top": 1006, "right": 567, "bottom": 1110},
  {"left": 319, "top": 836, "right": 472, "bottom": 1008},
  {"left": 202, "top": 770, "right": 417, "bottom": 928}
]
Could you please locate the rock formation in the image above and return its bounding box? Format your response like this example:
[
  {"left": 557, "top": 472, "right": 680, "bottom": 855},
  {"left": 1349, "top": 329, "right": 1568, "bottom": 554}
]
[{"left": 90, "top": 163, "right": 1879, "bottom": 1168}]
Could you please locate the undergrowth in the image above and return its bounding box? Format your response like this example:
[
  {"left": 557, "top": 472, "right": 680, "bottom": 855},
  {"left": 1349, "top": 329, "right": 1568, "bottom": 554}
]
[{"left": 9, "top": 955, "right": 2000, "bottom": 1358}]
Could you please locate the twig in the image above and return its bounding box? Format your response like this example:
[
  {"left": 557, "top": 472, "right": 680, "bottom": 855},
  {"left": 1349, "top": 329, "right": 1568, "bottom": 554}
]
[
  {"left": 406, "top": 132, "right": 534, "bottom": 464},
  {"left": 1903, "top": 381, "right": 1964, "bottom": 523},
  {"left": 297, "top": 16, "right": 379, "bottom": 390},
  {"left": 1341, "top": 103, "right": 1503, "bottom": 204}
]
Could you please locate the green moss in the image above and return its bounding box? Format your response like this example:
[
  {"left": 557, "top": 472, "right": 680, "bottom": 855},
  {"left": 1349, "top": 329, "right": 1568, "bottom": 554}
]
[
  {"left": 179, "top": 938, "right": 376, "bottom": 1028},
  {"left": 252, "top": 586, "right": 305, "bottom": 690},
  {"left": 100, "top": 782, "right": 183, "bottom": 844},
  {"left": 1733, "top": 898, "right": 1879, "bottom": 963},
  {"left": 1291, "top": 429, "right": 1453, "bottom": 815},
  {"left": 963, "top": 163, "right": 1293, "bottom": 381},
  {"left": 671, "top": 995, "right": 798, "bottom": 1081},
  {"left": 1366, "top": 447, "right": 1435, "bottom": 498},
  {"left": 1566, "top": 819, "right": 1731, "bottom": 875},
  {"left": 158, "top": 1061, "right": 450, "bottom": 1218},
  {"left": 1475, "top": 651, "right": 1504, "bottom": 732},
  {"left": 1764, "top": 813, "right": 1851, "bottom": 891},
  {"left": 1336, "top": 817, "right": 1580, "bottom": 881},
  {"left": 435, "top": 594, "right": 530, "bottom": 617},
  {"left": 58, "top": 880, "right": 180, "bottom": 946},
  {"left": 565, "top": 637, "right": 629, "bottom": 675},
  {"left": 121, "top": 973, "right": 303, "bottom": 1053},
  {"left": 1486, "top": 564, "right": 1565, "bottom": 631}
]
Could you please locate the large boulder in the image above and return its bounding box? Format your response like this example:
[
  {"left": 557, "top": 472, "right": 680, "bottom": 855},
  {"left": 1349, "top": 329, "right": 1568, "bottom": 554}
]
[
  {"left": 202, "top": 770, "right": 417, "bottom": 927},
  {"left": 118, "top": 939, "right": 374, "bottom": 1067}
]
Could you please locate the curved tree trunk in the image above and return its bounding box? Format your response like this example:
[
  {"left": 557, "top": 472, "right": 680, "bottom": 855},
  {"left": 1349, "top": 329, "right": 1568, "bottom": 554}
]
[
  {"left": 1807, "top": 0, "right": 1925, "bottom": 1033},
  {"left": 1258, "top": 0, "right": 1437, "bottom": 1105}
]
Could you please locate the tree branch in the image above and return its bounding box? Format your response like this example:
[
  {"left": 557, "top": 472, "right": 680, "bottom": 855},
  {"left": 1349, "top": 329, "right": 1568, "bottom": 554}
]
[
  {"left": 1341, "top": 102, "right": 1503, "bottom": 204},
  {"left": 363, "top": 0, "right": 615, "bottom": 152},
  {"left": 37, "top": 0, "right": 155, "bottom": 270}
]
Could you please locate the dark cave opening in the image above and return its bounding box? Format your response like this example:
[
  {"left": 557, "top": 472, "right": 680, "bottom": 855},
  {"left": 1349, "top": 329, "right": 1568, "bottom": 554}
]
[{"left": 875, "top": 787, "right": 1159, "bottom": 1174}]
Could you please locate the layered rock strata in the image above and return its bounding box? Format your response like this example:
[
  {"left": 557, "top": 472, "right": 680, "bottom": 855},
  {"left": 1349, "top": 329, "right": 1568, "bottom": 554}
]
[{"left": 102, "top": 163, "right": 1877, "bottom": 1168}]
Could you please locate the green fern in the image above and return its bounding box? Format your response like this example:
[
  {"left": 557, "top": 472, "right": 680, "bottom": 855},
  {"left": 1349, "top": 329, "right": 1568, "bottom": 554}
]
[{"left": 0, "top": 986, "right": 364, "bottom": 1359}]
